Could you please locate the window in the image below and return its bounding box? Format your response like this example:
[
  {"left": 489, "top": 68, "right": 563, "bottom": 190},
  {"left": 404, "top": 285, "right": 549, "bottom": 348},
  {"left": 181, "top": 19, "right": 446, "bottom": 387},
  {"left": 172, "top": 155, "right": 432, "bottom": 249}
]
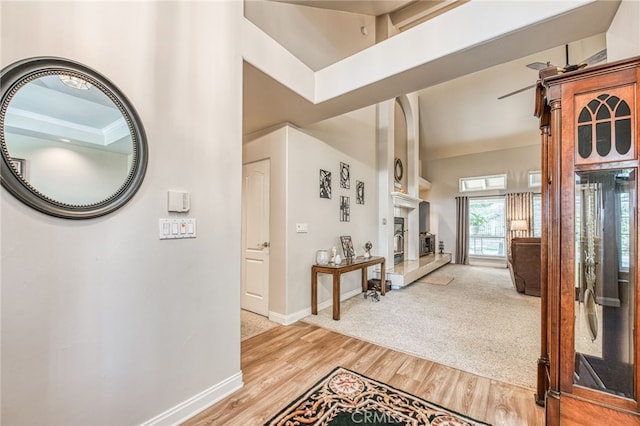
[
  {"left": 459, "top": 174, "right": 507, "bottom": 192},
  {"left": 528, "top": 171, "right": 541, "bottom": 188},
  {"left": 468, "top": 197, "right": 506, "bottom": 258},
  {"left": 619, "top": 191, "right": 630, "bottom": 269},
  {"left": 532, "top": 193, "right": 542, "bottom": 237}
]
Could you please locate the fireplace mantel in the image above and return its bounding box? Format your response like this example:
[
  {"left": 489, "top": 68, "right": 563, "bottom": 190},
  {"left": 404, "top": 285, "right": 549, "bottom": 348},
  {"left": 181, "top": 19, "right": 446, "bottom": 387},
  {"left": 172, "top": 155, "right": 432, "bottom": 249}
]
[{"left": 391, "top": 192, "right": 421, "bottom": 209}]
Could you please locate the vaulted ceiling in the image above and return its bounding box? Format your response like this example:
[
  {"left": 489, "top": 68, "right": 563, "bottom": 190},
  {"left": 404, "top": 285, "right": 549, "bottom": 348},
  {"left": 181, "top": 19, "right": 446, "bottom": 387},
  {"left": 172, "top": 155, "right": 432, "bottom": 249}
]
[{"left": 243, "top": 1, "right": 621, "bottom": 160}]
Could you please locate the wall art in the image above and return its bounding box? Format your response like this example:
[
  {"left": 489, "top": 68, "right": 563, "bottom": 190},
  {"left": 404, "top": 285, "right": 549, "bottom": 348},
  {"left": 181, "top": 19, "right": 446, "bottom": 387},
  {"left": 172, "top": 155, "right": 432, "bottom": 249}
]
[
  {"left": 319, "top": 169, "right": 331, "bottom": 199},
  {"left": 340, "top": 162, "right": 350, "bottom": 189},
  {"left": 356, "top": 180, "right": 364, "bottom": 204},
  {"left": 340, "top": 195, "right": 350, "bottom": 222}
]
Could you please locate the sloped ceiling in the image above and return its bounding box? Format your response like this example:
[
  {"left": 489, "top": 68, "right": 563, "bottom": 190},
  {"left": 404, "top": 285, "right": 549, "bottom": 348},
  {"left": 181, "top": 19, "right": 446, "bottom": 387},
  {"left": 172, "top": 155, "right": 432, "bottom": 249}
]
[
  {"left": 244, "top": 1, "right": 620, "bottom": 160},
  {"left": 270, "top": 0, "right": 412, "bottom": 15}
]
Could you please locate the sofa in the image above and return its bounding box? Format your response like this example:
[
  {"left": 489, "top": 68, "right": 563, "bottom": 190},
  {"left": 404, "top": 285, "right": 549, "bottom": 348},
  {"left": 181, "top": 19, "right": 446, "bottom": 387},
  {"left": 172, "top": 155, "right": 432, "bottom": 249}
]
[{"left": 508, "top": 237, "right": 541, "bottom": 297}]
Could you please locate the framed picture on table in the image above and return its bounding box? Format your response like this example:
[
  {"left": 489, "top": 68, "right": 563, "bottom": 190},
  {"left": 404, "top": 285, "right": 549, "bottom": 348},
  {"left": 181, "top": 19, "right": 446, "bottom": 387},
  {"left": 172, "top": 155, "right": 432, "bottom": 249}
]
[{"left": 340, "top": 235, "right": 355, "bottom": 259}]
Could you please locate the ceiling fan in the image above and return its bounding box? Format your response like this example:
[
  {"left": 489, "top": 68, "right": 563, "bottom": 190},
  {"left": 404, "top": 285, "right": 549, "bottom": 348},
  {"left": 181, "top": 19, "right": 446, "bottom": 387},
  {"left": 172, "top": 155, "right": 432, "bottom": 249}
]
[{"left": 498, "top": 45, "right": 607, "bottom": 100}]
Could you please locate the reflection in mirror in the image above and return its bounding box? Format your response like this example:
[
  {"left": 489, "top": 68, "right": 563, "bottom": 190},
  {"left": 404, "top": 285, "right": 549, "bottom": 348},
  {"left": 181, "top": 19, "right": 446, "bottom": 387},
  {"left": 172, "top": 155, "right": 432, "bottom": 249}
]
[
  {"left": 574, "top": 169, "right": 636, "bottom": 398},
  {"left": 1, "top": 57, "right": 147, "bottom": 219},
  {"left": 5, "top": 74, "right": 133, "bottom": 205}
]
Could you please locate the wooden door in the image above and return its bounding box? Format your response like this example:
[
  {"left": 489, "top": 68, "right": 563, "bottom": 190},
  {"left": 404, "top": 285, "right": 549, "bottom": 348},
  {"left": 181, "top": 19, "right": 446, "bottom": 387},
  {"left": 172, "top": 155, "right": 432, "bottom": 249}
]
[{"left": 241, "top": 159, "right": 270, "bottom": 316}]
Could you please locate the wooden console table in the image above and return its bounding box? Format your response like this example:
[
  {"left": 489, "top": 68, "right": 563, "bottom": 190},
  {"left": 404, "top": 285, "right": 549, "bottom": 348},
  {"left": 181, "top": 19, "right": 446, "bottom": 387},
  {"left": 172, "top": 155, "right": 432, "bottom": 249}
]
[{"left": 311, "top": 256, "right": 386, "bottom": 320}]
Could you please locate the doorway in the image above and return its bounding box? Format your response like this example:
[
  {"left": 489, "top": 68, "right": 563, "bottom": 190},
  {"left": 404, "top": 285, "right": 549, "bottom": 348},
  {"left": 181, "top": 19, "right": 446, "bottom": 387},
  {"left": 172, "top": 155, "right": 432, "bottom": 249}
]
[{"left": 241, "top": 159, "right": 270, "bottom": 316}]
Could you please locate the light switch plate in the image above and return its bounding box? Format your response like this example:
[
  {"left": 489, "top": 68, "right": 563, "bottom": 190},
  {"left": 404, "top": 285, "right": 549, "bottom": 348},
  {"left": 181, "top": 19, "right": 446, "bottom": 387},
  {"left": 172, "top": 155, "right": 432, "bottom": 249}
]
[
  {"left": 159, "top": 218, "right": 196, "bottom": 239},
  {"left": 295, "top": 223, "right": 308, "bottom": 233}
]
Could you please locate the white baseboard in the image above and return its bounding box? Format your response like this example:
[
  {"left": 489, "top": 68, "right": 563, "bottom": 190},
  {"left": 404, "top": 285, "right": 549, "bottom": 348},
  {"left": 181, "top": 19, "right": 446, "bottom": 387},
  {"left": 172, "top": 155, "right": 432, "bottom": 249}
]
[
  {"left": 140, "top": 371, "right": 243, "bottom": 426},
  {"left": 268, "top": 310, "right": 292, "bottom": 325},
  {"left": 468, "top": 258, "right": 508, "bottom": 268},
  {"left": 270, "top": 308, "right": 309, "bottom": 325},
  {"left": 269, "top": 288, "right": 363, "bottom": 325}
]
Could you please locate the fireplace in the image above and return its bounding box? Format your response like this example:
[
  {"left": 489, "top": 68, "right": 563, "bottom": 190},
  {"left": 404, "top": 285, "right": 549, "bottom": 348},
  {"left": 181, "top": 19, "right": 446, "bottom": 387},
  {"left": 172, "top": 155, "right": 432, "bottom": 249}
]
[
  {"left": 393, "top": 217, "right": 405, "bottom": 264},
  {"left": 419, "top": 232, "right": 435, "bottom": 257}
]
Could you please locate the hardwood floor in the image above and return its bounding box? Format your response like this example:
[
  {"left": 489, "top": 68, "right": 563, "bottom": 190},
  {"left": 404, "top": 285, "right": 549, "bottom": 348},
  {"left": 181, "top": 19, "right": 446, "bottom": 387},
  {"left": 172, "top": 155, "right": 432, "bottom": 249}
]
[{"left": 184, "top": 322, "right": 544, "bottom": 426}]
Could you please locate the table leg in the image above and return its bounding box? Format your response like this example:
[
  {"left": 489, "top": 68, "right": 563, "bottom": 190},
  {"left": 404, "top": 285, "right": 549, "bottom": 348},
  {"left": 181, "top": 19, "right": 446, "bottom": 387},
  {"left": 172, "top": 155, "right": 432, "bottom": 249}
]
[
  {"left": 333, "top": 271, "right": 340, "bottom": 320},
  {"left": 361, "top": 267, "right": 368, "bottom": 293},
  {"left": 311, "top": 268, "right": 318, "bottom": 315},
  {"left": 380, "top": 259, "right": 387, "bottom": 296}
]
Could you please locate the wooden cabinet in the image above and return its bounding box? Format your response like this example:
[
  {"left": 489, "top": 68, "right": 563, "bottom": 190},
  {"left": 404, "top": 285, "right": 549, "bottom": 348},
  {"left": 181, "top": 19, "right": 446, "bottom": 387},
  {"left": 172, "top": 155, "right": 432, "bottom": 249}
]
[{"left": 537, "top": 57, "right": 640, "bottom": 425}]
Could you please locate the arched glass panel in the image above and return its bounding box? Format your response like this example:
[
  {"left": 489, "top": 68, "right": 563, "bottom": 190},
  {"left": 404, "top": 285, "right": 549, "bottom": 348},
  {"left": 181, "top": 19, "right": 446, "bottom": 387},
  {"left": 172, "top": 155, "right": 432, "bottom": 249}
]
[
  {"left": 587, "top": 99, "right": 600, "bottom": 113},
  {"left": 606, "top": 95, "right": 620, "bottom": 111},
  {"left": 578, "top": 125, "right": 593, "bottom": 158},
  {"left": 579, "top": 107, "right": 592, "bottom": 123},
  {"left": 616, "top": 101, "right": 631, "bottom": 117},
  {"left": 615, "top": 118, "right": 632, "bottom": 155},
  {"left": 596, "top": 122, "right": 612, "bottom": 156},
  {"left": 596, "top": 103, "right": 611, "bottom": 120}
]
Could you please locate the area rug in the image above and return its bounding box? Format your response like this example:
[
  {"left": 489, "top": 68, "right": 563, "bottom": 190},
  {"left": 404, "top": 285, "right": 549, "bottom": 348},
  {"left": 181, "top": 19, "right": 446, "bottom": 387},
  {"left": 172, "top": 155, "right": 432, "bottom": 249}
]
[
  {"left": 416, "top": 275, "right": 453, "bottom": 286},
  {"left": 264, "top": 366, "right": 490, "bottom": 426}
]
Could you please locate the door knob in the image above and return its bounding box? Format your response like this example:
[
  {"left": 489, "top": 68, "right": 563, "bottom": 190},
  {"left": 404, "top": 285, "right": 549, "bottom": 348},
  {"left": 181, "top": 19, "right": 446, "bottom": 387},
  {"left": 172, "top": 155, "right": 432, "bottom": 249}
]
[{"left": 260, "top": 242, "right": 270, "bottom": 248}]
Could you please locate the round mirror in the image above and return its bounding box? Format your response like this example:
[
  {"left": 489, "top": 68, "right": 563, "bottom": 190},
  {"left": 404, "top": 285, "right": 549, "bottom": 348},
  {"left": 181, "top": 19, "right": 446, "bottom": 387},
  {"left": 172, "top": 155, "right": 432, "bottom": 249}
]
[
  {"left": 394, "top": 158, "right": 403, "bottom": 182},
  {"left": 0, "top": 57, "right": 147, "bottom": 219}
]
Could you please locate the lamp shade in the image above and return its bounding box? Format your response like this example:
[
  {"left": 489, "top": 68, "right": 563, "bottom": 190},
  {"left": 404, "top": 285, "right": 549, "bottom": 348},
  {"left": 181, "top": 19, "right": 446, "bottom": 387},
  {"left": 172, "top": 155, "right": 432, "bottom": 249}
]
[{"left": 510, "top": 219, "right": 528, "bottom": 231}]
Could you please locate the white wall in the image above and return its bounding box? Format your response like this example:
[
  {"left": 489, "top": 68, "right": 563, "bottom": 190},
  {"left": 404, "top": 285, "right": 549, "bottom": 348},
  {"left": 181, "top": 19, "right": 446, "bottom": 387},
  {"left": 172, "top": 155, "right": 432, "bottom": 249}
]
[
  {"left": 301, "top": 105, "right": 377, "bottom": 167},
  {"left": 243, "top": 108, "right": 378, "bottom": 322},
  {"left": 7, "top": 135, "right": 130, "bottom": 204},
  {"left": 1, "top": 2, "right": 243, "bottom": 425},
  {"left": 243, "top": 127, "right": 288, "bottom": 316},
  {"left": 424, "top": 144, "right": 541, "bottom": 264},
  {"left": 607, "top": 0, "right": 640, "bottom": 62},
  {"left": 287, "top": 126, "right": 378, "bottom": 315},
  {"left": 244, "top": 0, "right": 376, "bottom": 71}
]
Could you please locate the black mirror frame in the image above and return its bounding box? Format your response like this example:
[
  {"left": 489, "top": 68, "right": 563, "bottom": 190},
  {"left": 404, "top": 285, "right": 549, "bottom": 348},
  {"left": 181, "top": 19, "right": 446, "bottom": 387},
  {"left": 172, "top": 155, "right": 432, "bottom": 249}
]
[
  {"left": 394, "top": 158, "right": 404, "bottom": 182},
  {"left": 0, "top": 57, "right": 148, "bottom": 219}
]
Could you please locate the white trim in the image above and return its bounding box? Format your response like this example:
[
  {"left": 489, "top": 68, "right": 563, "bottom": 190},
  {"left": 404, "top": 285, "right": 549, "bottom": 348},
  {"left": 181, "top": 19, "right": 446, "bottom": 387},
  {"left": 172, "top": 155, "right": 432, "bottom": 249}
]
[
  {"left": 140, "top": 372, "right": 243, "bottom": 426},
  {"left": 391, "top": 191, "right": 421, "bottom": 209},
  {"left": 268, "top": 288, "right": 363, "bottom": 325},
  {"left": 459, "top": 174, "right": 507, "bottom": 192},
  {"left": 468, "top": 257, "right": 508, "bottom": 269},
  {"left": 268, "top": 310, "right": 290, "bottom": 325},
  {"left": 528, "top": 170, "right": 542, "bottom": 188}
]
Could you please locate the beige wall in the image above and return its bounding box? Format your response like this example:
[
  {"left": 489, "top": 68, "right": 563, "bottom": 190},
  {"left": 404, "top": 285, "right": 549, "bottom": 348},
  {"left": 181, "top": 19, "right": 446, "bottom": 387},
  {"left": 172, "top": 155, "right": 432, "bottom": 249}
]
[
  {"left": 243, "top": 127, "right": 288, "bottom": 316},
  {"left": 424, "top": 144, "right": 541, "bottom": 264},
  {"left": 243, "top": 108, "right": 378, "bottom": 323},
  {"left": 244, "top": 0, "right": 376, "bottom": 71},
  {"left": 1, "top": 2, "right": 243, "bottom": 424},
  {"left": 300, "top": 105, "right": 377, "bottom": 168},
  {"left": 287, "top": 126, "right": 378, "bottom": 316},
  {"left": 607, "top": 0, "right": 640, "bottom": 62}
]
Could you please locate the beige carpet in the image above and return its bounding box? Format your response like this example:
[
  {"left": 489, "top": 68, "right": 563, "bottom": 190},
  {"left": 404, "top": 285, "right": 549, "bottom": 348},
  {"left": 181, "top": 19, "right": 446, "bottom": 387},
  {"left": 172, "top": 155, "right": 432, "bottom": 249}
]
[
  {"left": 241, "top": 309, "right": 278, "bottom": 341},
  {"left": 302, "top": 264, "right": 540, "bottom": 389},
  {"left": 416, "top": 275, "right": 453, "bottom": 285}
]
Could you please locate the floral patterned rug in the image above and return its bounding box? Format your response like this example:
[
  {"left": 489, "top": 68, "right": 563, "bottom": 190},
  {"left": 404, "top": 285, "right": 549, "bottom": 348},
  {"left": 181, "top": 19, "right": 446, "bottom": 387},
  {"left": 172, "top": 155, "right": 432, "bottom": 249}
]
[{"left": 264, "top": 367, "right": 490, "bottom": 425}]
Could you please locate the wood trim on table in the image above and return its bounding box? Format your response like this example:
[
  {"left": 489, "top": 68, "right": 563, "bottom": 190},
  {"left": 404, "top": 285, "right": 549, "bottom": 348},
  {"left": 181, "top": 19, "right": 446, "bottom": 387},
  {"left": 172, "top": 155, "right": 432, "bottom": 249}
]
[{"left": 311, "top": 256, "right": 386, "bottom": 320}]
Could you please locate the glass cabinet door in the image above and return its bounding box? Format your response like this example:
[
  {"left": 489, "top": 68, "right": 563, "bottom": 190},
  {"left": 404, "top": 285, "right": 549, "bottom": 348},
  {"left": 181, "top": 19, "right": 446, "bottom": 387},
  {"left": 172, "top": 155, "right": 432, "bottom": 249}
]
[{"left": 574, "top": 169, "right": 636, "bottom": 398}]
